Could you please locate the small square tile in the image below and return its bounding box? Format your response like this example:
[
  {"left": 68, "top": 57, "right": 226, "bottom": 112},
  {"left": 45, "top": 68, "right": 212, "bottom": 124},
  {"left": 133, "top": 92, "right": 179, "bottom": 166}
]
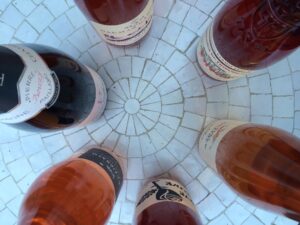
[
  {"left": 251, "top": 94, "right": 272, "bottom": 116},
  {"left": 242, "top": 215, "right": 263, "bottom": 225},
  {"left": 0, "top": 209, "right": 17, "bottom": 225},
  {"left": 0, "top": 5, "right": 24, "bottom": 28},
  {"left": 7, "top": 158, "right": 32, "bottom": 181},
  {"left": 215, "top": 183, "right": 237, "bottom": 207},
  {"left": 254, "top": 208, "right": 277, "bottom": 225},
  {"left": 249, "top": 74, "right": 271, "bottom": 94},
  {"left": 271, "top": 75, "right": 293, "bottom": 96},
  {"left": 0, "top": 177, "right": 21, "bottom": 203},
  {"left": 273, "top": 96, "right": 294, "bottom": 117},
  {"left": 198, "top": 168, "right": 221, "bottom": 192},
  {"left": 29, "top": 151, "right": 52, "bottom": 172},
  {"left": 168, "top": 1, "right": 190, "bottom": 24},
  {"left": 27, "top": 5, "right": 54, "bottom": 32},
  {"left": 225, "top": 202, "right": 250, "bottom": 225},
  {"left": 162, "top": 21, "right": 182, "bottom": 45},
  {"left": 268, "top": 59, "right": 291, "bottom": 78},
  {"left": 186, "top": 180, "right": 208, "bottom": 204},
  {"left": 197, "top": 193, "right": 225, "bottom": 220},
  {"left": 183, "top": 7, "right": 207, "bottom": 31}
]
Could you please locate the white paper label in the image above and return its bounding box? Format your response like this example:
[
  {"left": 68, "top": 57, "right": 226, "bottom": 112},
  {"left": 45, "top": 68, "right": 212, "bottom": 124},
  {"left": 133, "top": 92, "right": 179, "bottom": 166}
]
[
  {"left": 199, "top": 120, "right": 246, "bottom": 171},
  {"left": 136, "top": 179, "right": 196, "bottom": 216},
  {"left": 197, "top": 24, "right": 251, "bottom": 81},
  {"left": 0, "top": 45, "right": 59, "bottom": 124},
  {"left": 91, "top": 0, "right": 153, "bottom": 46},
  {"left": 79, "top": 66, "right": 107, "bottom": 126}
]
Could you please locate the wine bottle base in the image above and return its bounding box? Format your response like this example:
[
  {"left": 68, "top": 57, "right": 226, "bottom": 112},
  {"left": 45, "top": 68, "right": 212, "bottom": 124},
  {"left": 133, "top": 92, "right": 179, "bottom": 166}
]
[{"left": 197, "top": 25, "right": 250, "bottom": 81}]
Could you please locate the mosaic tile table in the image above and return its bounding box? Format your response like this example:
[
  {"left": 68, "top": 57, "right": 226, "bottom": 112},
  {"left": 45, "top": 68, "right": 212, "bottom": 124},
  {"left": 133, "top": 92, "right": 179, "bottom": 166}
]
[{"left": 0, "top": 0, "right": 300, "bottom": 224}]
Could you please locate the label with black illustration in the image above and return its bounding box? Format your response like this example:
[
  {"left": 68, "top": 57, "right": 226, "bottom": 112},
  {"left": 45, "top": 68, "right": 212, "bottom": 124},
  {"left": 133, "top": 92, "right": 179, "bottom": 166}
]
[
  {"left": 79, "top": 148, "right": 123, "bottom": 198},
  {"left": 0, "top": 45, "right": 60, "bottom": 124},
  {"left": 136, "top": 179, "right": 196, "bottom": 215}
]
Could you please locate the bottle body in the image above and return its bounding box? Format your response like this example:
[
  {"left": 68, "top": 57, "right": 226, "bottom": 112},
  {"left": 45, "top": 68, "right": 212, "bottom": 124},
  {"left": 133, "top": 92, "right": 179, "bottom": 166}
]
[
  {"left": 134, "top": 179, "right": 202, "bottom": 225},
  {"left": 18, "top": 148, "right": 123, "bottom": 225},
  {"left": 197, "top": 0, "right": 300, "bottom": 81},
  {"left": 0, "top": 44, "right": 107, "bottom": 131},
  {"left": 75, "top": 0, "right": 154, "bottom": 46},
  {"left": 199, "top": 120, "right": 300, "bottom": 221}
]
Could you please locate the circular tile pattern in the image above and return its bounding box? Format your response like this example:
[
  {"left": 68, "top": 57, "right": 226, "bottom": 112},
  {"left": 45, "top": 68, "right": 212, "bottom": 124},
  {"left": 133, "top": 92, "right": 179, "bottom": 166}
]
[
  {"left": 98, "top": 57, "right": 202, "bottom": 162},
  {"left": 0, "top": 1, "right": 299, "bottom": 225}
]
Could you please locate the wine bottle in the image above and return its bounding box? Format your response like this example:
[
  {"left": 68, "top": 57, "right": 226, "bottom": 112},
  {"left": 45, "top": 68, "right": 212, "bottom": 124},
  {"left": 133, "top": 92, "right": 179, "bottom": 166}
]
[
  {"left": 197, "top": 0, "right": 300, "bottom": 81},
  {"left": 18, "top": 147, "right": 123, "bottom": 225},
  {"left": 199, "top": 120, "right": 300, "bottom": 221},
  {"left": 0, "top": 44, "right": 107, "bottom": 131},
  {"left": 134, "top": 179, "right": 202, "bottom": 225},
  {"left": 74, "top": 0, "right": 154, "bottom": 46}
]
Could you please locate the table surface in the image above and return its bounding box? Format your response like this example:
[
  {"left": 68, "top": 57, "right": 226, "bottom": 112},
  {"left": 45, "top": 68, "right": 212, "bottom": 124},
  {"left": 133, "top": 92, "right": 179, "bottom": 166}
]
[{"left": 0, "top": 0, "right": 299, "bottom": 224}]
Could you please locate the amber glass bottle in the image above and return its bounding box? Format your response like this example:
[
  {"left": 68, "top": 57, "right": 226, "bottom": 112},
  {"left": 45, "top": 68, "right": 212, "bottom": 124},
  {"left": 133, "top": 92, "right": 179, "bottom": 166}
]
[
  {"left": 18, "top": 147, "right": 123, "bottom": 225},
  {"left": 197, "top": 0, "right": 300, "bottom": 81},
  {"left": 75, "top": 0, "right": 154, "bottom": 46},
  {"left": 134, "top": 179, "right": 202, "bottom": 225},
  {"left": 199, "top": 120, "right": 300, "bottom": 221}
]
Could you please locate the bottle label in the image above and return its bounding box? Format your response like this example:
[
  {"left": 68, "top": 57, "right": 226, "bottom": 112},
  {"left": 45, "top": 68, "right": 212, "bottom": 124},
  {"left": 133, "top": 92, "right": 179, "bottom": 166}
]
[
  {"left": 78, "top": 66, "right": 107, "bottom": 126},
  {"left": 0, "top": 45, "right": 60, "bottom": 124},
  {"left": 79, "top": 148, "right": 123, "bottom": 198},
  {"left": 136, "top": 179, "right": 197, "bottom": 216},
  {"left": 199, "top": 120, "right": 246, "bottom": 171},
  {"left": 197, "top": 24, "right": 251, "bottom": 81},
  {"left": 91, "top": 0, "right": 154, "bottom": 46}
]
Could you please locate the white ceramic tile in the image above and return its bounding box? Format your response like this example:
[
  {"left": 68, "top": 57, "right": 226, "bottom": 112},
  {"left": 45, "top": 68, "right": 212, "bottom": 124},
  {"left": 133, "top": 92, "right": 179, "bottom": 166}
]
[
  {"left": 274, "top": 216, "right": 298, "bottom": 225},
  {"left": 44, "top": 0, "right": 68, "bottom": 17},
  {"left": 207, "top": 84, "right": 228, "bottom": 102},
  {"left": 254, "top": 208, "right": 277, "bottom": 225},
  {"left": 186, "top": 179, "right": 208, "bottom": 204},
  {"left": 268, "top": 59, "right": 291, "bottom": 78},
  {"left": 251, "top": 94, "right": 273, "bottom": 116},
  {"left": 50, "top": 15, "right": 74, "bottom": 40},
  {"left": 249, "top": 74, "right": 271, "bottom": 94},
  {"left": 225, "top": 202, "right": 250, "bottom": 225},
  {"left": 273, "top": 96, "right": 294, "bottom": 118},
  {"left": 215, "top": 183, "right": 237, "bottom": 207},
  {"left": 197, "top": 193, "right": 225, "bottom": 220},
  {"left": 0, "top": 177, "right": 21, "bottom": 203},
  {"left": 195, "top": 0, "right": 222, "bottom": 13},
  {"left": 12, "top": 0, "right": 35, "bottom": 16},
  {"left": 29, "top": 151, "right": 52, "bottom": 172},
  {"left": 149, "top": 16, "right": 168, "bottom": 38},
  {"left": 242, "top": 215, "right": 264, "bottom": 225},
  {"left": 6, "top": 194, "right": 23, "bottom": 216},
  {"left": 208, "top": 214, "right": 233, "bottom": 225},
  {"left": 183, "top": 7, "right": 207, "bottom": 31},
  {"left": 169, "top": 1, "right": 190, "bottom": 24},
  {"left": 27, "top": 5, "right": 54, "bottom": 32},
  {"left": 0, "top": 5, "right": 24, "bottom": 29},
  {"left": 7, "top": 158, "right": 31, "bottom": 181},
  {"left": 271, "top": 75, "right": 294, "bottom": 96},
  {"left": 198, "top": 168, "right": 222, "bottom": 192},
  {"left": 0, "top": 208, "right": 17, "bottom": 225}
]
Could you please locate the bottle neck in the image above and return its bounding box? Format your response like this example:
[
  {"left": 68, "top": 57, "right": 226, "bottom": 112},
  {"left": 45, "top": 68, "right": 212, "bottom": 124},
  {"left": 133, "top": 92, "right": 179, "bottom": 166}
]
[{"left": 79, "top": 148, "right": 123, "bottom": 198}]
